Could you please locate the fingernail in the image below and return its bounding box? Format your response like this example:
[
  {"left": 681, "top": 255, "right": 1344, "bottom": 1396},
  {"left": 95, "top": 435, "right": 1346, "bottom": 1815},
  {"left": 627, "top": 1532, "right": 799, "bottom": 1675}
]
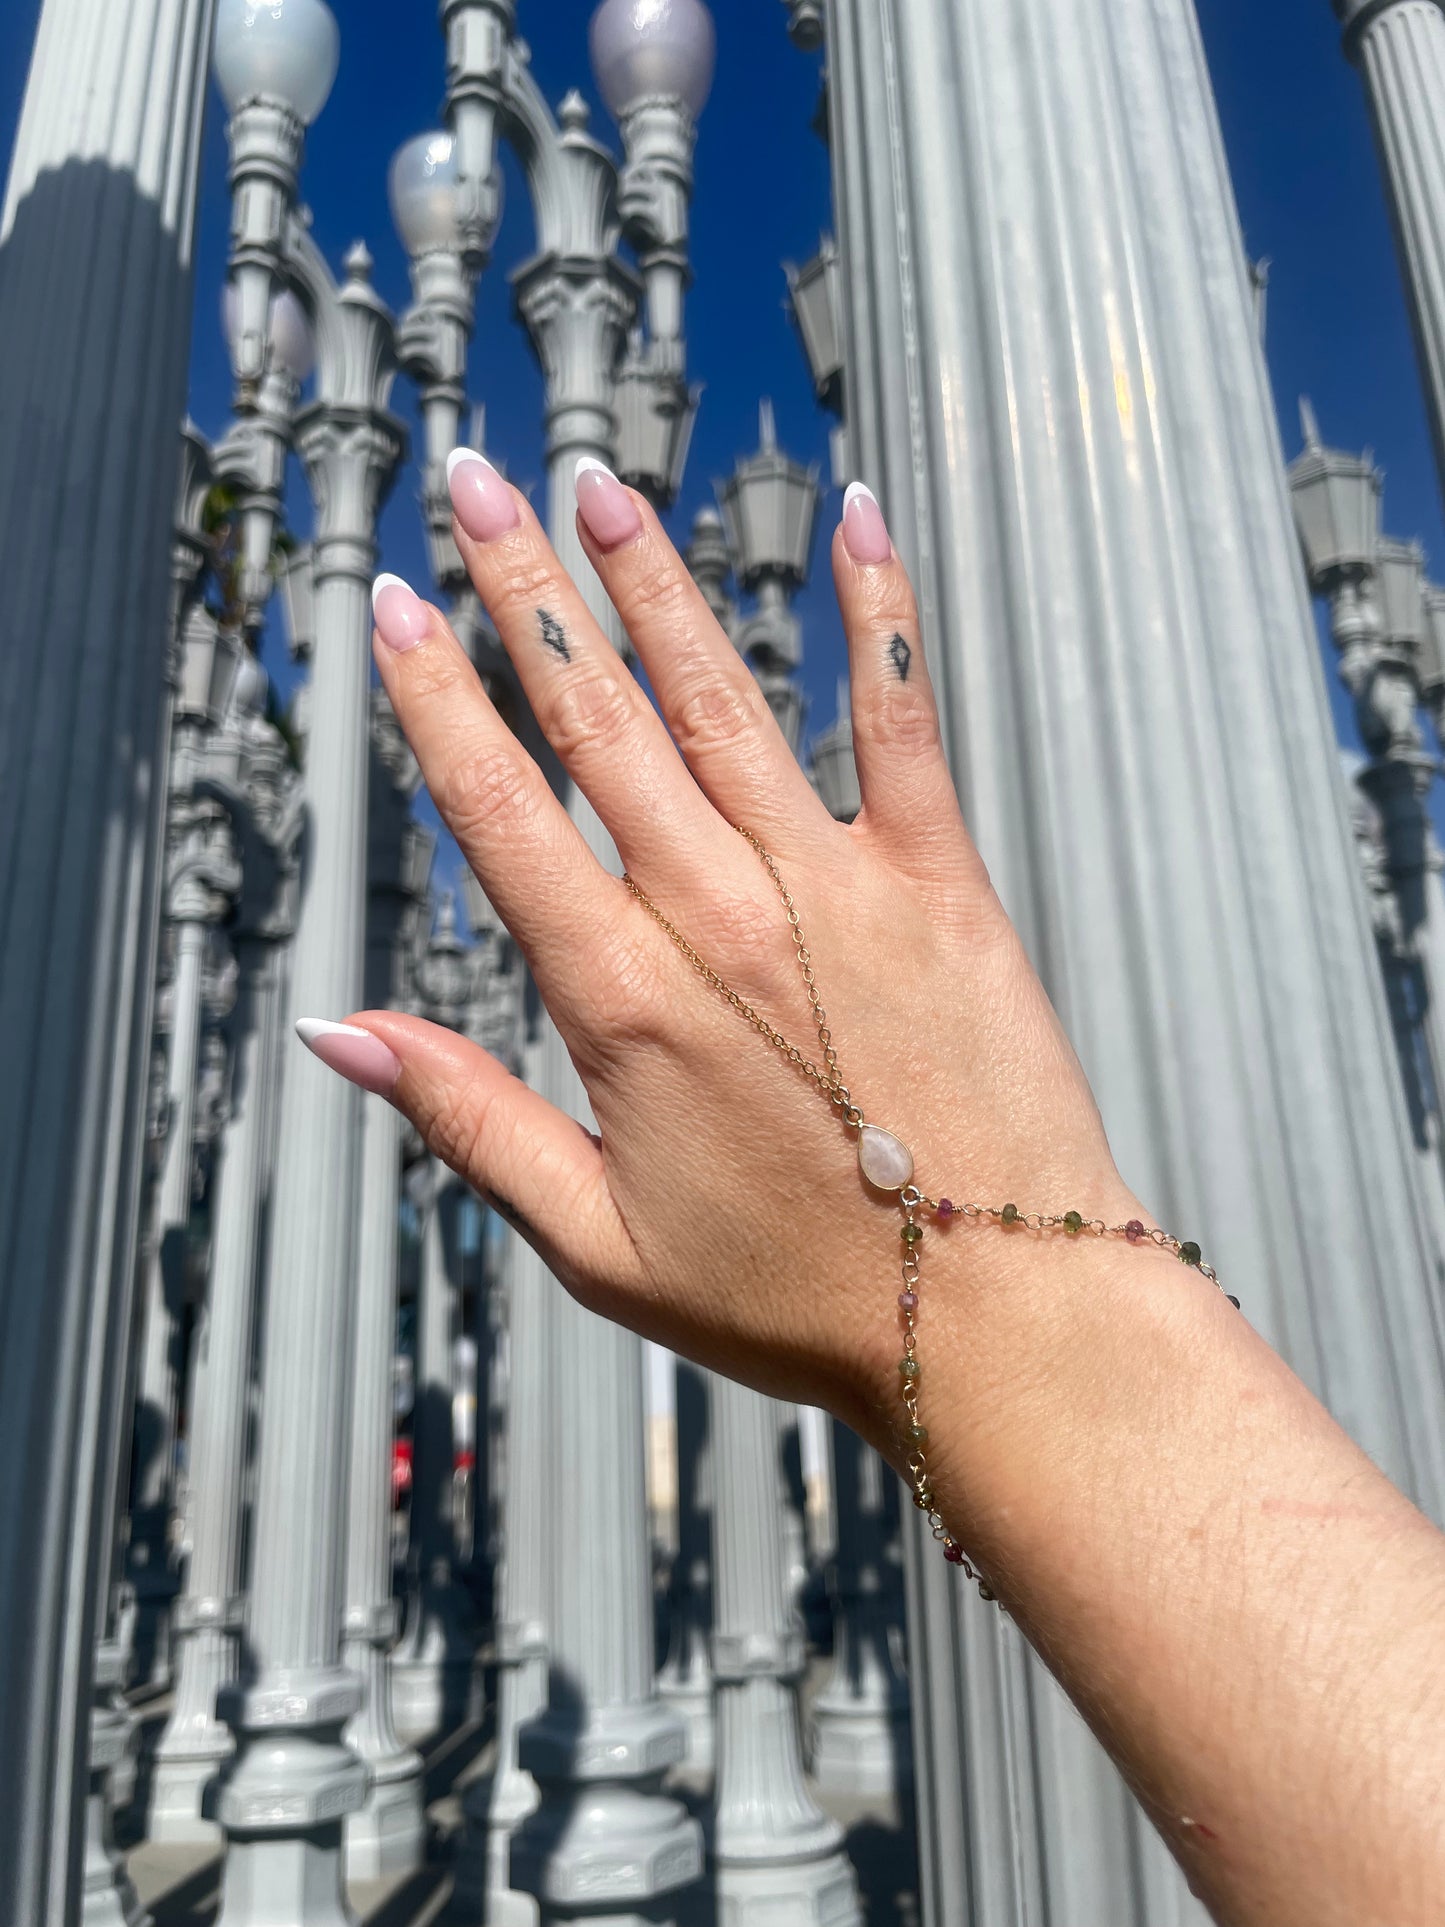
[
  {"left": 448, "top": 446, "right": 520, "bottom": 543},
  {"left": 372, "top": 573, "right": 429, "bottom": 653},
  {"left": 296, "top": 1018, "right": 402, "bottom": 1096},
  {"left": 842, "top": 481, "right": 892, "bottom": 566},
  {"left": 575, "top": 456, "right": 643, "bottom": 551}
]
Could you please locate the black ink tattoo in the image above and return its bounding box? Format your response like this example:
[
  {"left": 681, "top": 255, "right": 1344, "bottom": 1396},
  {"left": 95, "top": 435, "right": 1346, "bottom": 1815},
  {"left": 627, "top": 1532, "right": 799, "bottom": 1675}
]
[
  {"left": 538, "top": 608, "right": 571, "bottom": 663},
  {"left": 888, "top": 633, "right": 912, "bottom": 682},
  {"left": 482, "top": 1186, "right": 538, "bottom": 1243}
]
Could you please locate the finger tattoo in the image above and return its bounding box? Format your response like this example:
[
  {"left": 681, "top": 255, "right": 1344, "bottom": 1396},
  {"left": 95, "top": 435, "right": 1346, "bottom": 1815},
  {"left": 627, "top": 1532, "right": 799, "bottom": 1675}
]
[
  {"left": 888, "top": 633, "right": 912, "bottom": 683},
  {"left": 538, "top": 609, "right": 571, "bottom": 663}
]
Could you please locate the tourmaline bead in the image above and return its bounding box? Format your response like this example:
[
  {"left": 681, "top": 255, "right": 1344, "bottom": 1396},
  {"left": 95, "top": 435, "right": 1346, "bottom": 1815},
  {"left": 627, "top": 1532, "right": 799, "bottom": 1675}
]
[
  {"left": 901, "top": 1221, "right": 923, "bottom": 1247},
  {"left": 899, "top": 1291, "right": 919, "bottom": 1313},
  {"left": 1227, "top": 1294, "right": 1241, "bottom": 1309},
  {"left": 1180, "top": 1241, "right": 1202, "bottom": 1266},
  {"left": 1125, "top": 1219, "right": 1146, "bottom": 1244},
  {"left": 943, "top": 1542, "right": 965, "bottom": 1566},
  {"left": 900, "top": 1358, "right": 920, "bottom": 1381},
  {"left": 1001, "top": 1202, "right": 1019, "bottom": 1224},
  {"left": 937, "top": 1198, "right": 955, "bottom": 1218},
  {"left": 1064, "top": 1210, "right": 1083, "bottom": 1234},
  {"left": 907, "top": 1423, "right": 929, "bottom": 1443}
]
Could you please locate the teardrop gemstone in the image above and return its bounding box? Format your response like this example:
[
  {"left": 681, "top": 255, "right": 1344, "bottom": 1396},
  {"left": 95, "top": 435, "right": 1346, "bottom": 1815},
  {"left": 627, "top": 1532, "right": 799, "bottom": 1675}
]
[{"left": 858, "top": 1124, "right": 914, "bottom": 1192}]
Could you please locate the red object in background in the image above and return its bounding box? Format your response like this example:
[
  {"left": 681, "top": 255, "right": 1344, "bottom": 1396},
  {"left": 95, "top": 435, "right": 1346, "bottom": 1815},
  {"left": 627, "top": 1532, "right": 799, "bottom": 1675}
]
[
  {"left": 454, "top": 1449, "right": 476, "bottom": 1477},
  {"left": 392, "top": 1437, "right": 413, "bottom": 1507}
]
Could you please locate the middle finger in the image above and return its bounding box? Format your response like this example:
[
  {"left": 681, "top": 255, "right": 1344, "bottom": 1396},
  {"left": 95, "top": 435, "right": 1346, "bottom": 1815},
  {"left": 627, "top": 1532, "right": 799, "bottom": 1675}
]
[{"left": 445, "top": 446, "right": 722, "bottom": 888}]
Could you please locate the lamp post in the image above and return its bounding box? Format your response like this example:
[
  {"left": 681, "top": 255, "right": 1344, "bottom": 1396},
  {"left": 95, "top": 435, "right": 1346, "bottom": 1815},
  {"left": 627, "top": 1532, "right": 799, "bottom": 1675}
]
[
  {"left": 818, "top": 0, "right": 1445, "bottom": 1917},
  {"left": 1333, "top": 0, "right": 1445, "bottom": 503},
  {"left": 0, "top": 0, "right": 219, "bottom": 1907},
  {"left": 342, "top": 704, "right": 432, "bottom": 1880},
  {"left": 391, "top": 897, "right": 486, "bottom": 1746},
  {"left": 150, "top": 654, "right": 303, "bottom": 1846},
  {"left": 206, "top": 5, "right": 409, "bottom": 1920},
  {"left": 502, "top": 11, "right": 712, "bottom": 1918}
]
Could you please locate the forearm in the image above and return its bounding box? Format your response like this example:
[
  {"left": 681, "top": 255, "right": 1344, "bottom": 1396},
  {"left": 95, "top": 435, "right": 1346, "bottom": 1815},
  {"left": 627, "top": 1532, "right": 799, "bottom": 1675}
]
[{"left": 863, "top": 1218, "right": 1445, "bottom": 1924}]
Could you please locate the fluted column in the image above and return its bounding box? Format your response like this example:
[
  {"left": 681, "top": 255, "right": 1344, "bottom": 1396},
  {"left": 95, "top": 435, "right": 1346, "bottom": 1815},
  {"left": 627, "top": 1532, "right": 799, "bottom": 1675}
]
[
  {"left": 1337, "top": 0, "right": 1445, "bottom": 498},
  {"left": 709, "top": 1377, "right": 860, "bottom": 1924},
  {"left": 809, "top": 1423, "right": 909, "bottom": 1798},
  {"left": 130, "top": 777, "right": 241, "bottom": 1683},
  {"left": 151, "top": 921, "right": 284, "bottom": 1841},
  {"left": 453, "top": 1045, "right": 549, "bottom": 1925},
  {"left": 390, "top": 1161, "right": 483, "bottom": 1743},
  {"left": 0, "top": 0, "right": 216, "bottom": 1911},
  {"left": 824, "top": 0, "right": 1445, "bottom": 1919},
  {"left": 342, "top": 746, "right": 429, "bottom": 1879},
  {"left": 212, "top": 253, "right": 405, "bottom": 1927},
  {"left": 509, "top": 225, "right": 702, "bottom": 1922}
]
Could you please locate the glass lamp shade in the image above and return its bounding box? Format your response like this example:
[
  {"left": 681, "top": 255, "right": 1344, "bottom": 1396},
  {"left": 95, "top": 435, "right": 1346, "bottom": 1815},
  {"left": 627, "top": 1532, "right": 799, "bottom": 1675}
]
[
  {"left": 810, "top": 698, "right": 861, "bottom": 826},
  {"left": 213, "top": 0, "right": 340, "bottom": 125},
  {"left": 1376, "top": 537, "right": 1427, "bottom": 650},
  {"left": 221, "top": 282, "right": 314, "bottom": 382},
  {"left": 589, "top": 0, "right": 717, "bottom": 117},
  {"left": 1287, "top": 440, "right": 1382, "bottom": 586},
  {"left": 785, "top": 240, "right": 843, "bottom": 414},
  {"left": 388, "top": 130, "right": 464, "bottom": 258},
  {"left": 719, "top": 404, "right": 821, "bottom": 589}
]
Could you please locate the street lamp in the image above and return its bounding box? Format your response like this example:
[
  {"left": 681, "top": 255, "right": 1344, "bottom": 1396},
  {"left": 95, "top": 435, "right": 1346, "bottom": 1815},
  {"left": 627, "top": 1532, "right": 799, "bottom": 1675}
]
[
  {"left": 590, "top": 0, "right": 717, "bottom": 119},
  {"left": 214, "top": 0, "right": 341, "bottom": 387}
]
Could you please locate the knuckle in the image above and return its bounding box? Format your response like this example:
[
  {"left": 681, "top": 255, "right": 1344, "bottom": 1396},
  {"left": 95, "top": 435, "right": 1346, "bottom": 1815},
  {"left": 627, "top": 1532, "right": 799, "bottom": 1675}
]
[
  {"left": 669, "top": 674, "right": 767, "bottom": 759},
  {"left": 441, "top": 745, "right": 538, "bottom": 845},
  {"left": 487, "top": 553, "right": 569, "bottom": 630},
  {"left": 855, "top": 679, "right": 942, "bottom": 756},
  {"left": 586, "top": 920, "right": 670, "bottom": 1049},
  {"left": 544, "top": 670, "right": 640, "bottom": 765},
  {"left": 397, "top": 636, "right": 471, "bottom": 704},
  {"left": 425, "top": 1069, "right": 500, "bottom": 1182},
  {"left": 618, "top": 557, "right": 697, "bottom": 624}
]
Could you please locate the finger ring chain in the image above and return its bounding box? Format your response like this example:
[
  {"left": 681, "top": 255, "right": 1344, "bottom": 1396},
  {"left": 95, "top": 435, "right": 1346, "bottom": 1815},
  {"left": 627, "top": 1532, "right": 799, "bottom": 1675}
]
[{"left": 621, "top": 828, "right": 1239, "bottom": 1600}]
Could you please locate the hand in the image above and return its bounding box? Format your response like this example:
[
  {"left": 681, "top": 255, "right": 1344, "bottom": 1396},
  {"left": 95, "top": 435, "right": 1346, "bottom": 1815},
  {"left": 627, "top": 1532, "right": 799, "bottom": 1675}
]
[{"left": 311, "top": 455, "right": 1141, "bottom": 1458}]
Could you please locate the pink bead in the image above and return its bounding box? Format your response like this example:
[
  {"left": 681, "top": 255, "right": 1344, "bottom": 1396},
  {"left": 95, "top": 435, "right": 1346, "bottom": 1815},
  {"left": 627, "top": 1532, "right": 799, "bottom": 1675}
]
[
  {"left": 943, "top": 1542, "right": 965, "bottom": 1565},
  {"left": 1125, "top": 1219, "right": 1146, "bottom": 1244},
  {"left": 937, "top": 1198, "right": 955, "bottom": 1218},
  {"left": 898, "top": 1291, "right": 918, "bottom": 1313}
]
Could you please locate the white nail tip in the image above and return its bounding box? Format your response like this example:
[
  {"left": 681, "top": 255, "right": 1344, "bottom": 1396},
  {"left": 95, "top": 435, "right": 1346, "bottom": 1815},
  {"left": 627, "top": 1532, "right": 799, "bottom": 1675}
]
[
  {"left": 295, "top": 1018, "right": 371, "bottom": 1046},
  {"left": 371, "top": 573, "right": 408, "bottom": 615},
  {"left": 843, "top": 480, "right": 879, "bottom": 512},
  {"left": 575, "top": 454, "right": 615, "bottom": 485},
  {"left": 446, "top": 446, "right": 489, "bottom": 484}
]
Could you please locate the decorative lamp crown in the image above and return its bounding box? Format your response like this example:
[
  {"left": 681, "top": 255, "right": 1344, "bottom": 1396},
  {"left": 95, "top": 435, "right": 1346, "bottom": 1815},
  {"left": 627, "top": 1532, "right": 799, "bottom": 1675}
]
[
  {"left": 213, "top": 0, "right": 341, "bottom": 125},
  {"left": 1287, "top": 398, "right": 1382, "bottom": 588},
  {"left": 589, "top": 0, "right": 717, "bottom": 118}
]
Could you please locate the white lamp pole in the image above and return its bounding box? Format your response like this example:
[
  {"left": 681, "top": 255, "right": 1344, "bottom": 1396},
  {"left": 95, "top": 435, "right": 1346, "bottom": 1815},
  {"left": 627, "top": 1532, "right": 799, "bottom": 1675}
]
[{"left": 0, "top": 0, "right": 217, "bottom": 1912}]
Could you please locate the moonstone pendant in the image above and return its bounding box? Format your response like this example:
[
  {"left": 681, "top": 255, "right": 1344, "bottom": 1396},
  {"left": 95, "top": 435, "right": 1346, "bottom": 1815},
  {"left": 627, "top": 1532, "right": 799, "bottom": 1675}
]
[{"left": 858, "top": 1124, "right": 914, "bottom": 1191}]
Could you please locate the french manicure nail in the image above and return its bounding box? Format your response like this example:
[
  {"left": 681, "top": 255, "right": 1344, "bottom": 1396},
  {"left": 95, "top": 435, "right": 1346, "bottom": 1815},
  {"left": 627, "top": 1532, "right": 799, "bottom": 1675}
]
[
  {"left": 448, "top": 446, "right": 520, "bottom": 543},
  {"left": 575, "top": 455, "right": 643, "bottom": 551},
  {"left": 842, "top": 480, "right": 893, "bottom": 566},
  {"left": 296, "top": 1018, "right": 402, "bottom": 1096},
  {"left": 372, "top": 573, "right": 430, "bottom": 653}
]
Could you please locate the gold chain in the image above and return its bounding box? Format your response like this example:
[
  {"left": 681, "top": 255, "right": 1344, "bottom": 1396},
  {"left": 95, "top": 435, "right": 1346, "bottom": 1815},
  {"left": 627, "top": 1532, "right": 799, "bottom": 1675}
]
[{"left": 622, "top": 824, "right": 1234, "bottom": 1598}]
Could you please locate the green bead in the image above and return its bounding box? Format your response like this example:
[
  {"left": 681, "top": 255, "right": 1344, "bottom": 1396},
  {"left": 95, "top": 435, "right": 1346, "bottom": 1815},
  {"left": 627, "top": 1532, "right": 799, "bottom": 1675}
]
[
  {"left": 1180, "top": 1241, "right": 1202, "bottom": 1267},
  {"left": 907, "top": 1423, "right": 929, "bottom": 1444},
  {"left": 1064, "top": 1210, "right": 1083, "bottom": 1234},
  {"left": 1001, "top": 1203, "right": 1019, "bottom": 1225},
  {"left": 899, "top": 1358, "right": 920, "bottom": 1381},
  {"left": 901, "top": 1221, "right": 923, "bottom": 1247}
]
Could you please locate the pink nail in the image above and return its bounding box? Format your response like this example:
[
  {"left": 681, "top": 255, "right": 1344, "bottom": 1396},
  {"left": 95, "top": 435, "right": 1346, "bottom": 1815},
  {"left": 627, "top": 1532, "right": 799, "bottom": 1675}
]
[
  {"left": 447, "top": 446, "right": 520, "bottom": 543},
  {"left": 575, "top": 456, "right": 643, "bottom": 551},
  {"left": 842, "top": 481, "right": 892, "bottom": 565},
  {"left": 372, "top": 574, "right": 429, "bottom": 653},
  {"left": 296, "top": 1019, "right": 402, "bottom": 1097}
]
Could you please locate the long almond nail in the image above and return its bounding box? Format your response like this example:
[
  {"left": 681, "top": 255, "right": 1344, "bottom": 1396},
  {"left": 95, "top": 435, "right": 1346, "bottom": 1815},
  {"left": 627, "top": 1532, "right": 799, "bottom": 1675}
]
[
  {"left": 372, "top": 574, "right": 429, "bottom": 653},
  {"left": 575, "top": 456, "right": 643, "bottom": 551},
  {"left": 296, "top": 1019, "right": 402, "bottom": 1096},
  {"left": 842, "top": 481, "right": 892, "bottom": 565},
  {"left": 448, "top": 446, "right": 520, "bottom": 543}
]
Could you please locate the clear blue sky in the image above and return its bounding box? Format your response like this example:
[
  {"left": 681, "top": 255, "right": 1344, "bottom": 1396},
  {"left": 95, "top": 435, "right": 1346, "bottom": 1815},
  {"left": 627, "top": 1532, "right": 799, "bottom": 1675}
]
[{"left": 3, "top": 0, "right": 1443, "bottom": 874}]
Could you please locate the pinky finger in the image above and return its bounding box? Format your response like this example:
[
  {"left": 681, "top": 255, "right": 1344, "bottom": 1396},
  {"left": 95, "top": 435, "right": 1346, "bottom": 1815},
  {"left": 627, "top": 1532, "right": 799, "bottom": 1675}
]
[{"left": 295, "top": 1014, "right": 636, "bottom": 1292}]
